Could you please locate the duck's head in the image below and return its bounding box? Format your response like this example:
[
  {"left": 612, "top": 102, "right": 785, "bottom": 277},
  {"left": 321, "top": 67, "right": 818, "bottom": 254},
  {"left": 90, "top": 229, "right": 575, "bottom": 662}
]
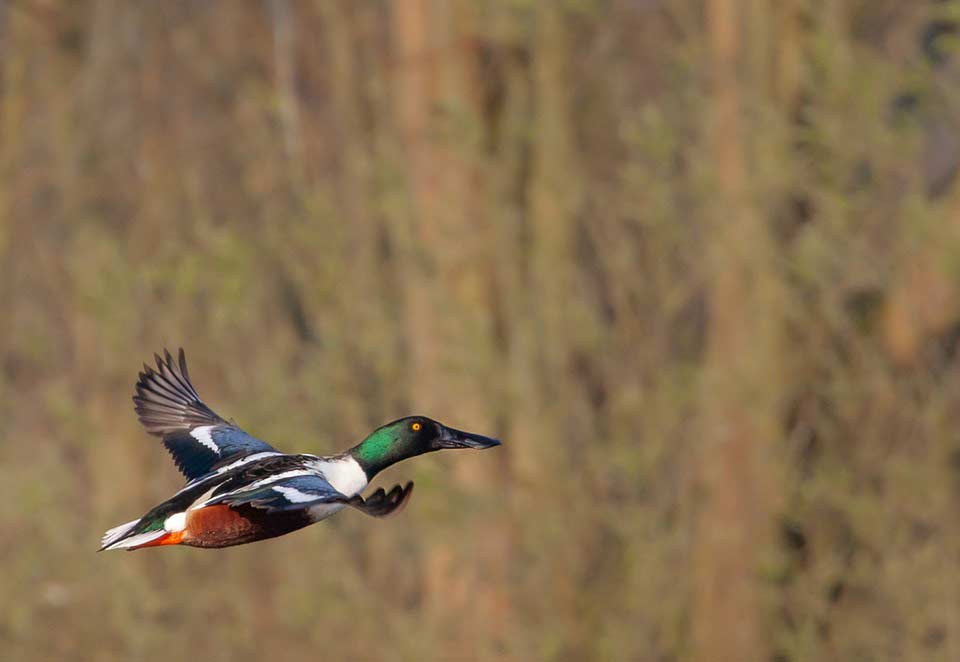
[{"left": 350, "top": 416, "right": 501, "bottom": 477}]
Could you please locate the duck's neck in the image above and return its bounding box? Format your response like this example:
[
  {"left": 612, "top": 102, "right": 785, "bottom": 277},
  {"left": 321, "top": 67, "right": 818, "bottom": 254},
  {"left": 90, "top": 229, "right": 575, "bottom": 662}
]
[{"left": 349, "top": 427, "right": 413, "bottom": 479}]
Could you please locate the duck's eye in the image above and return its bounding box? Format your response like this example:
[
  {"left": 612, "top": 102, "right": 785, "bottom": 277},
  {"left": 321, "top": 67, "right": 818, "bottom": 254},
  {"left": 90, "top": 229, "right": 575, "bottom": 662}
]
[{"left": 411, "top": 422, "right": 422, "bottom": 432}]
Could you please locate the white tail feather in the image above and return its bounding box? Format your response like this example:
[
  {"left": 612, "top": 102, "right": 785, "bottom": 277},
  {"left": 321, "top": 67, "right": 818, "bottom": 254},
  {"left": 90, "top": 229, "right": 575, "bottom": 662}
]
[
  {"left": 100, "top": 519, "right": 140, "bottom": 549},
  {"left": 101, "top": 529, "right": 168, "bottom": 551}
]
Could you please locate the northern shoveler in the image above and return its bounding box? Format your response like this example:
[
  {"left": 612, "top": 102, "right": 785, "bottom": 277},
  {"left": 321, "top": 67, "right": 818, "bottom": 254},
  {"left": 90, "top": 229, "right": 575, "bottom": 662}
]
[{"left": 99, "top": 349, "right": 501, "bottom": 551}]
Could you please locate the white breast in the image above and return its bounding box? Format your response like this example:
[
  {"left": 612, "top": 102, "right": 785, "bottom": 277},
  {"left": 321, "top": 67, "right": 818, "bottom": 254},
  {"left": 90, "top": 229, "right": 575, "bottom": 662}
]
[{"left": 313, "top": 456, "right": 368, "bottom": 497}]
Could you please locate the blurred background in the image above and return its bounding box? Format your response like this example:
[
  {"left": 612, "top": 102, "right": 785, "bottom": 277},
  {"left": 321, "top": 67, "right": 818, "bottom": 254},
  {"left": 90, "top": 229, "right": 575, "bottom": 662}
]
[{"left": 2, "top": 1, "right": 960, "bottom": 660}]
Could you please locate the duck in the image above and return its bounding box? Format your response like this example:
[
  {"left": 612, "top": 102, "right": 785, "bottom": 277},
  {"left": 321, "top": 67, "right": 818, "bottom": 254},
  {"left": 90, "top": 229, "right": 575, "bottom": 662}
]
[{"left": 99, "top": 349, "right": 501, "bottom": 551}]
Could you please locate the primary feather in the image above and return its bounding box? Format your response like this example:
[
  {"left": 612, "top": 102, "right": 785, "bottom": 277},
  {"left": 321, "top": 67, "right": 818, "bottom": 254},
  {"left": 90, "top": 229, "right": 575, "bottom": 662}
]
[{"left": 132, "top": 349, "right": 277, "bottom": 481}]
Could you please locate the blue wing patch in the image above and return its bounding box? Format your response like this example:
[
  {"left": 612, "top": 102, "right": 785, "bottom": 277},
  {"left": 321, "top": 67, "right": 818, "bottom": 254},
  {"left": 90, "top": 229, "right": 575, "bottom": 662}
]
[
  {"left": 162, "top": 426, "right": 278, "bottom": 482},
  {"left": 206, "top": 426, "right": 276, "bottom": 460}
]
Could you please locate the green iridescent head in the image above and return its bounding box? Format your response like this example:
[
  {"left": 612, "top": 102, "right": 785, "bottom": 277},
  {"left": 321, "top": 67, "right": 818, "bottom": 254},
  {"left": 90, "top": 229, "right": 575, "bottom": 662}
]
[{"left": 350, "top": 416, "right": 501, "bottom": 477}]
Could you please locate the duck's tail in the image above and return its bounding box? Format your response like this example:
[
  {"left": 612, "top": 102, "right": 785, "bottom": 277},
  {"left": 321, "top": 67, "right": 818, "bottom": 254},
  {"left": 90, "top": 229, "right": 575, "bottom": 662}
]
[{"left": 98, "top": 519, "right": 168, "bottom": 551}]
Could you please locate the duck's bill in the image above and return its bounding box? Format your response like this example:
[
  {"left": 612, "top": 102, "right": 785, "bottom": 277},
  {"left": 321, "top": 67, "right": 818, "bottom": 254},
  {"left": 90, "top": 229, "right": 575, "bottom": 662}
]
[{"left": 436, "top": 425, "right": 502, "bottom": 450}]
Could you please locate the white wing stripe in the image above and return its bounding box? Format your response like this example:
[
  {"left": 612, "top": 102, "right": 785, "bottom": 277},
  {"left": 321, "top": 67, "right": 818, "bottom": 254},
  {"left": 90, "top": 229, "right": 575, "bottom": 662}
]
[
  {"left": 198, "top": 469, "right": 316, "bottom": 506},
  {"left": 190, "top": 426, "right": 220, "bottom": 454},
  {"left": 273, "top": 486, "right": 321, "bottom": 503},
  {"left": 179, "top": 451, "right": 285, "bottom": 490}
]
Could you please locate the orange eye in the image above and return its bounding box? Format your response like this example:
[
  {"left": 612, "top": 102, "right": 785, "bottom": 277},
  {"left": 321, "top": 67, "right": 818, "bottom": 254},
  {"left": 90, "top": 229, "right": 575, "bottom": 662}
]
[{"left": 411, "top": 422, "right": 422, "bottom": 432}]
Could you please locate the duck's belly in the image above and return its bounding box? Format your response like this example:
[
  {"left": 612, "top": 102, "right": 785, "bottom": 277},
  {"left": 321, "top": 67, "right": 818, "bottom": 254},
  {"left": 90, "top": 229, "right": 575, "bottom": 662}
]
[
  {"left": 181, "top": 504, "right": 313, "bottom": 548},
  {"left": 307, "top": 502, "right": 347, "bottom": 523}
]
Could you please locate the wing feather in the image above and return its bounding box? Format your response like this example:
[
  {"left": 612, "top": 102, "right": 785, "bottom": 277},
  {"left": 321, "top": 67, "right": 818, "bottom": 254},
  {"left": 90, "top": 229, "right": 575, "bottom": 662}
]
[
  {"left": 132, "top": 348, "right": 278, "bottom": 481},
  {"left": 203, "top": 474, "right": 415, "bottom": 519}
]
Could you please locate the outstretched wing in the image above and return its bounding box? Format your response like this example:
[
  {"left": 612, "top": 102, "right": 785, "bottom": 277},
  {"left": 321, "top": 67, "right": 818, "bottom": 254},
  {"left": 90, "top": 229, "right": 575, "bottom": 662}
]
[
  {"left": 132, "top": 349, "right": 279, "bottom": 482},
  {"left": 204, "top": 474, "right": 415, "bottom": 518}
]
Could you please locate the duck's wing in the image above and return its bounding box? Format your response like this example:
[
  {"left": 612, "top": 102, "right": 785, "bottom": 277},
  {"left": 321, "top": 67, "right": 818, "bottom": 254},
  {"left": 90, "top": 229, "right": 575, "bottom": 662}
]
[
  {"left": 204, "top": 474, "right": 415, "bottom": 518},
  {"left": 133, "top": 349, "right": 280, "bottom": 482},
  {"left": 346, "top": 482, "right": 415, "bottom": 518}
]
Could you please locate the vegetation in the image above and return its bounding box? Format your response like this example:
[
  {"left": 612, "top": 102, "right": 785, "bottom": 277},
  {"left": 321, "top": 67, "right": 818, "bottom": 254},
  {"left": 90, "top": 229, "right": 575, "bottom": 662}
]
[{"left": 2, "top": 1, "right": 960, "bottom": 660}]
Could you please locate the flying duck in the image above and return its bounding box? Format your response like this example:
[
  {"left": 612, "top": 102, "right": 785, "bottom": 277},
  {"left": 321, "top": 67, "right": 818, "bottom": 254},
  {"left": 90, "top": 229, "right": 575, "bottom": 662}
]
[{"left": 99, "top": 349, "right": 501, "bottom": 551}]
